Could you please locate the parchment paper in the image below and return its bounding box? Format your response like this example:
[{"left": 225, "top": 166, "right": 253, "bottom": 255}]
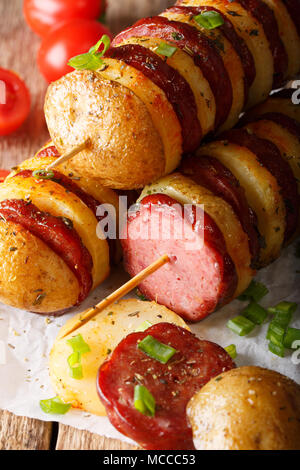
[{"left": 0, "top": 241, "right": 299, "bottom": 444}]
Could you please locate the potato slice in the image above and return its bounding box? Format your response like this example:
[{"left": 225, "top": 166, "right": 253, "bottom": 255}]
[
  {"left": 245, "top": 95, "right": 300, "bottom": 124},
  {"left": 139, "top": 173, "right": 254, "bottom": 296},
  {"left": 180, "top": 0, "right": 273, "bottom": 108},
  {"left": 243, "top": 120, "right": 300, "bottom": 195},
  {"left": 197, "top": 141, "right": 285, "bottom": 265},
  {"left": 115, "top": 36, "right": 215, "bottom": 136},
  {"left": 0, "top": 220, "right": 79, "bottom": 313},
  {"left": 97, "top": 58, "right": 182, "bottom": 176},
  {"left": 261, "top": 0, "right": 300, "bottom": 78},
  {"left": 160, "top": 9, "right": 245, "bottom": 132},
  {"left": 50, "top": 299, "right": 189, "bottom": 416},
  {"left": 9, "top": 145, "right": 122, "bottom": 264},
  {"left": 0, "top": 176, "right": 110, "bottom": 288}
]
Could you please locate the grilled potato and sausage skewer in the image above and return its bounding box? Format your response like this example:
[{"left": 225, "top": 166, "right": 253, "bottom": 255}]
[
  {"left": 0, "top": 143, "right": 120, "bottom": 315},
  {"left": 44, "top": 0, "right": 300, "bottom": 189},
  {"left": 122, "top": 91, "right": 300, "bottom": 322}
]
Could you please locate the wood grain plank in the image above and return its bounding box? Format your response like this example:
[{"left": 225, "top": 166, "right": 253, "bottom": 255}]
[
  {"left": 56, "top": 424, "right": 137, "bottom": 450},
  {"left": 0, "top": 410, "right": 52, "bottom": 450}
]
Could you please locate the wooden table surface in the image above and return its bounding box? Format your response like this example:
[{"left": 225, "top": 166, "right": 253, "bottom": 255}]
[{"left": 0, "top": 0, "right": 173, "bottom": 450}]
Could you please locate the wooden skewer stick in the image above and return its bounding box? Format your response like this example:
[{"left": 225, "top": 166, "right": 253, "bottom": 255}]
[
  {"left": 60, "top": 254, "right": 170, "bottom": 338},
  {"left": 46, "top": 140, "right": 89, "bottom": 170}
]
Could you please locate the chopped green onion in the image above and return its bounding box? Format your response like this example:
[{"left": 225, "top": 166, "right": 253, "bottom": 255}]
[
  {"left": 40, "top": 397, "right": 71, "bottom": 415},
  {"left": 268, "top": 341, "right": 285, "bottom": 358},
  {"left": 67, "top": 334, "right": 91, "bottom": 354},
  {"left": 267, "top": 303, "right": 296, "bottom": 331},
  {"left": 66, "top": 334, "right": 90, "bottom": 380},
  {"left": 135, "top": 321, "right": 153, "bottom": 332},
  {"left": 67, "top": 352, "right": 83, "bottom": 380},
  {"left": 138, "top": 335, "right": 177, "bottom": 364},
  {"left": 32, "top": 169, "right": 54, "bottom": 180},
  {"left": 283, "top": 327, "right": 300, "bottom": 349},
  {"left": 194, "top": 11, "right": 224, "bottom": 30},
  {"left": 271, "top": 312, "right": 293, "bottom": 329},
  {"left": 68, "top": 34, "right": 111, "bottom": 71},
  {"left": 268, "top": 302, "right": 298, "bottom": 326},
  {"left": 242, "top": 302, "right": 268, "bottom": 325},
  {"left": 227, "top": 315, "right": 256, "bottom": 336},
  {"left": 266, "top": 322, "right": 285, "bottom": 347},
  {"left": 238, "top": 280, "right": 269, "bottom": 303},
  {"left": 134, "top": 385, "right": 155, "bottom": 417},
  {"left": 155, "top": 42, "right": 177, "bottom": 57},
  {"left": 225, "top": 344, "right": 237, "bottom": 359}
]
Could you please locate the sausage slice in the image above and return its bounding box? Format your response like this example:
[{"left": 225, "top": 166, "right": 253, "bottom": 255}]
[
  {"left": 97, "top": 322, "right": 235, "bottom": 450},
  {"left": 0, "top": 199, "right": 93, "bottom": 307},
  {"left": 122, "top": 193, "right": 237, "bottom": 321},
  {"left": 113, "top": 15, "right": 232, "bottom": 129}
]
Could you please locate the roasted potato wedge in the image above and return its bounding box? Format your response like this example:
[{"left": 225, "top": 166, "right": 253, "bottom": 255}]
[
  {"left": 0, "top": 220, "right": 80, "bottom": 313},
  {"left": 0, "top": 176, "right": 110, "bottom": 288},
  {"left": 45, "top": 68, "right": 177, "bottom": 189},
  {"left": 187, "top": 366, "right": 300, "bottom": 450}
]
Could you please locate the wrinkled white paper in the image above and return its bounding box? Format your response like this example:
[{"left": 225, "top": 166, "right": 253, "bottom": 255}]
[{"left": 0, "top": 242, "right": 299, "bottom": 444}]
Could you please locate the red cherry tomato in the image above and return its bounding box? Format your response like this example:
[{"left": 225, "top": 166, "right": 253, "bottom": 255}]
[
  {"left": 0, "top": 170, "right": 10, "bottom": 183},
  {"left": 0, "top": 69, "right": 31, "bottom": 136},
  {"left": 37, "top": 19, "right": 112, "bottom": 82},
  {"left": 24, "top": 0, "right": 106, "bottom": 37}
]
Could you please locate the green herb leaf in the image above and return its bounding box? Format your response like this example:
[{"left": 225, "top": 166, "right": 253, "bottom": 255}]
[
  {"left": 194, "top": 11, "right": 224, "bottom": 30},
  {"left": 40, "top": 397, "right": 71, "bottom": 415},
  {"left": 68, "top": 34, "right": 111, "bottom": 71},
  {"left": 134, "top": 385, "right": 155, "bottom": 417}
]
